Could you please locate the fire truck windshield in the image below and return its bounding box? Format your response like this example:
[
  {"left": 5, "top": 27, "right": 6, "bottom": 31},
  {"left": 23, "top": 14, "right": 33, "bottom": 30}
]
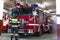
[{"left": 11, "top": 7, "right": 33, "bottom": 17}]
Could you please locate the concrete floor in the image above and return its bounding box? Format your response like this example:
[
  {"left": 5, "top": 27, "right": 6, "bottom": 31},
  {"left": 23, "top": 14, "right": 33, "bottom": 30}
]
[{"left": 0, "top": 32, "right": 57, "bottom": 40}]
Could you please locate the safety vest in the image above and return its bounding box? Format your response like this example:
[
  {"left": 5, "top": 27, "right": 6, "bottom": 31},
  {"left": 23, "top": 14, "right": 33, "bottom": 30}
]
[{"left": 10, "top": 18, "right": 20, "bottom": 27}]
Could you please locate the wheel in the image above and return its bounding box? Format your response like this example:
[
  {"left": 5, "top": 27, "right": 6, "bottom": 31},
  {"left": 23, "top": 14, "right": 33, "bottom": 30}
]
[
  {"left": 38, "top": 28, "right": 43, "bottom": 36},
  {"left": 48, "top": 26, "right": 53, "bottom": 33},
  {"left": 5, "top": 28, "right": 8, "bottom": 33},
  {"left": 35, "top": 28, "right": 43, "bottom": 37},
  {"left": 5, "top": 26, "right": 8, "bottom": 33}
]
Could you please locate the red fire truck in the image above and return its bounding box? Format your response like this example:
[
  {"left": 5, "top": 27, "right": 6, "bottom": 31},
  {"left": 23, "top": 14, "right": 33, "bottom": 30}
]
[
  {"left": 1, "top": 4, "right": 53, "bottom": 36},
  {"left": 9, "top": 5, "right": 53, "bottom": 36},
  {"left": 1, "top": 12, "right": 11, "bottom": 33}
]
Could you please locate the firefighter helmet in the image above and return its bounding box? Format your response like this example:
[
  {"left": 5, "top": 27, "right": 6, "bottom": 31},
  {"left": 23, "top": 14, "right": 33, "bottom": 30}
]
[
  {"left": 14, "top": 0, "right": 20, "bottom": 6},
  {"left": 15, "top": 2, "right": 20, "bottom": 5}
]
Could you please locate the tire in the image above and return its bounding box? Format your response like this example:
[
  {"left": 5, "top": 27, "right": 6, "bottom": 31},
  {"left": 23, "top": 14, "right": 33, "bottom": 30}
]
[
  {"left": 5, "top": 28, "right": 8, "bottom": 33},
  {"left": 35, "top": 28, "right": 43, "bottom": 37},
  {"left": 38, "top": 28, "right": 43, "bottom": 36},
  {"left": 48, "top": 26, "right": 53, "bottom": 33}
]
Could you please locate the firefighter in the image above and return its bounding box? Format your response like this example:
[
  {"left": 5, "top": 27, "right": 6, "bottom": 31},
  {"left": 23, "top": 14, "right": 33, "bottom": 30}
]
[
  {"left": 12, "top": 1, "right": 23, "bottom": 17},
  {"left": 10, "top": 2, "right": 21, "bottom": 40},
  {"left": 10, "top": 18, "right": 20, "bottom": 40}
]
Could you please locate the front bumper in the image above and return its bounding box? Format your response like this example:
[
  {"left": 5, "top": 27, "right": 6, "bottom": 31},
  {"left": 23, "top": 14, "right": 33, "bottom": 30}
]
[{"left": 18, "top": 29, "right": 34, "bottom": 34}]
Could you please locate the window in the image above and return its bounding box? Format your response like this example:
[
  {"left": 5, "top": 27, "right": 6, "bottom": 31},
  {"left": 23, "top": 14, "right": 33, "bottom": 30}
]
[{"left": 11, "top": 7, "right": 33, "bottom": 17}]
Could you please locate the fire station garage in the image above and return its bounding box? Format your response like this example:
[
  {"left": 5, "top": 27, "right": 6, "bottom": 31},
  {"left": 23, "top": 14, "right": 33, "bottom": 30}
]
[{"left": 0, "top": 0, "right": 56, "bottom": 40}]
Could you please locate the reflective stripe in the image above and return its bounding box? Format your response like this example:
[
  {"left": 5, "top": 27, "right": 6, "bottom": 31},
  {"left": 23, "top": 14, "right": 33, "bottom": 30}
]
[
  {"left": 28, "top": 24, "right": 39, "bottom": 26},
  {"left": 3, "top": 20, "right": 9, "bottom": 26},
  {"left": 15, "top": 34, "right": 19, "bottom": 36},
  {"left": 11, "top": 19, "right": 18, "bottom": 22},
  {"left": 12, "top": 25, "right": 18, "bottom": 27},
  {"left": 10, "top": 21, "right": 20, "bottom": 23},
  {"left": 11, "top": 34, "right": 13, "bottom": 35}
]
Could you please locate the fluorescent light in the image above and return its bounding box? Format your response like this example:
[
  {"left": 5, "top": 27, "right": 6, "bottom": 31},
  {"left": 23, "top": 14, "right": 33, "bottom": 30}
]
[
  {"left": 40, "top": 4, "right": 46, "bottom": 8},
  {"left": 47, "top": 11, "right": 50, "bottom": 13},
  {"left": 44, "top": 10, "right": 50, "bottom": 13},
  {"left": 48, "top": 9, "right": 53, "bottom": 12},
  {"left": 36, "top": 3, "right": 46, "bottom": 8},
  {"left": 43, "top": 2, "right": 51, "bottom": 6},
  {"left": 43, "top": 10, "right": 47, "bottom": 12}
]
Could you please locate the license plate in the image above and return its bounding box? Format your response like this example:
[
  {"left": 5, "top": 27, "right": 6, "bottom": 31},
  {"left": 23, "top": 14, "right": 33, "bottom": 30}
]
[{"left": 12, "top": 25, "right": 18, "bottom": 27}]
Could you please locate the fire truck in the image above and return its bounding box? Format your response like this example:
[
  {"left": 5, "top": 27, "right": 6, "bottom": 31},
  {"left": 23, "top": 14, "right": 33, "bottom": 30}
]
[
  {"left": 9, "top": 3, "right": 53, "bottom": 36},
  {"left": 1, "top": 10, "right": 10, "bottom": 33},
  {"left": 2, "top": 9, "right": 13, "bottom": 33},
  {"left": 2, "top": 3, "right": 53, "bottom": 36}
]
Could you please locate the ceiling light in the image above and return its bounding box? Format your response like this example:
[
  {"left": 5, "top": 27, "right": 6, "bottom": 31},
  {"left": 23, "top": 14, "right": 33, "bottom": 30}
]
[
  {"left": 40, "top": 4, "right": 46, "bottom": 8},
  {"left": 36, "top": 3, "right": 46, "bottom": 8},
  {"left": 47, "top": 11, "right": 50, "bottom": 13},
  {"left": 44, "top": 10, "right": 50, "bottom": 13},
  {"left": 48, "top": 10, "right": 53, "bottom": 12},
  {"left": 43, "top": 2, "right": 51, "bottom": 6},
  {"left": 43, "top": 10, "right": 47, "bottom": 12}
]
